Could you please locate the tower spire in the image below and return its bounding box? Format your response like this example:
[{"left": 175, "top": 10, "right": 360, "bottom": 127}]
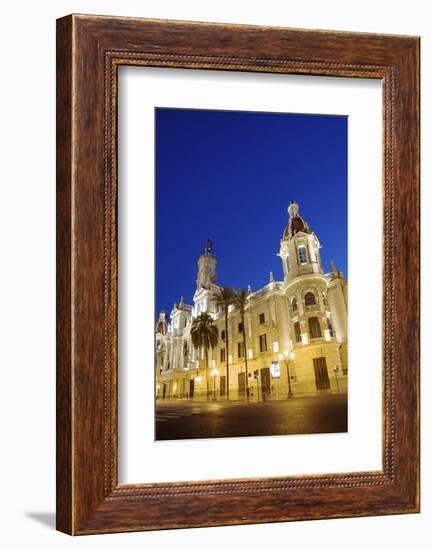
[{"left": 203, "top": 239, "right": 214, "bottom": 257}]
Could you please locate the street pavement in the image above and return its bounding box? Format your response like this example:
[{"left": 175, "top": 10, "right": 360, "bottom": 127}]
[{"left": 155, "top": 393, "right": 347, "bottom": 440}]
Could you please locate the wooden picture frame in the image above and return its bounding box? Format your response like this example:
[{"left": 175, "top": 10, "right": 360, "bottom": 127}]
[{"left": 56, "top": 14, "right": 420, "bottom": 535}]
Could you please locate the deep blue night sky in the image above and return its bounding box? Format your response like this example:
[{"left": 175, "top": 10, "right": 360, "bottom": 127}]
[{"left": 155, "top": 108, "right": 347, "bottom": 317}]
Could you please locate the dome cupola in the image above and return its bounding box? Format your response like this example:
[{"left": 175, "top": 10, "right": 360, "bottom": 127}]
[
  {"left": 283, "top": 200, "right": 311, "bottom": 240},
  {"left": 156, "top": 311, "right": 168, "bottom": 335},
  {"left": 279, "top": 202, "right": 323, "bottom": 283}
]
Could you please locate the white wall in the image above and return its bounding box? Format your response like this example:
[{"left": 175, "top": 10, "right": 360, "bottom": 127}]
[{"left": 0, "top": 1, "right": 428, "bottom": 548}]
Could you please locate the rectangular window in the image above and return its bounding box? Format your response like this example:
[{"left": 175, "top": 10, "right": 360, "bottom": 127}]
[
  {"left": 259, "top": 312, "right": 265, "bottom": 325},
  {"left": 220, "top": 348, "right": 226, "bottom": 363},
  {"left": 238, "top": 321, "right": 243, "bottom": 333},
  {"left": 259, "top": 334, "right": 267, "bottom": 352},
  {"left": 238, "top": 341, "right": 245, "bottom": 358},
  {"left": 221, "top": 329, "right": 225, "bottom": 341},
  {"left": 298, "top": 245, "right": 308, "bottom": 265},
  {"left": 308, "top": 316, "right": 322, "bottom": 339},
  {"left": 313, "top": 357, "right": 331, "bottom": 390},
  {"left": 272, "top": 340, "right": 279, "bottom": 353}
]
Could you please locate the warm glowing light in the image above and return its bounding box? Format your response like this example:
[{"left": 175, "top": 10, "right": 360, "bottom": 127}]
[
  {"left": 210, "top": 368, "right": 220, "bottom": 377},
  {"left": 195, "top": 375, "right": 203, "bottom": 383},
  {"left": 290, "top": 352, "right": 296, "bottom": 360},
  {"left": 273, "top": 341, "right": 279, "bottom": 353},
  {"left": 278, "top": 353, "right": 283, "bottom": 361}
]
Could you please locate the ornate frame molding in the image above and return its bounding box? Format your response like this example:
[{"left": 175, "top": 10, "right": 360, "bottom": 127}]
[{"left": 57, "top": 15, "right": 419, "bottom": 534}]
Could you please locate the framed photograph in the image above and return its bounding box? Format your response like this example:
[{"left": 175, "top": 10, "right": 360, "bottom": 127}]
[
  {"left": 153, "top": 107, "right": 349, "bottom": 442},
  {"left": 56, "top": 14, "right": 420, "bottom": 534}
]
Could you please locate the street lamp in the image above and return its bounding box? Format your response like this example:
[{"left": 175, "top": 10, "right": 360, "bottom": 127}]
[
  {"left": 210, "top": 367, "right": 219, "bottom": 400},
  {"left": 333, "top": 365, "right": 340, "bottom": 392},
  {"left": 283, "top": 350, "right": 294, "bottom": 399}
]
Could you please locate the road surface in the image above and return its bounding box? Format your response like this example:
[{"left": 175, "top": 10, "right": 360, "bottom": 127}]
[{"left": 155, "top": 393, "right": 347, "bottom": 440}]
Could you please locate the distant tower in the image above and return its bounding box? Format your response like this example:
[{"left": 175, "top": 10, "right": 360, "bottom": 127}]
[
  {"left": 196, "top": 239, "right": 217, "bottom": 290},
  {"left": 155, "top": 310, "right": 168, "bottom": 335},
  {"left": 279, "top": 201, "right": 323, "bottom": 284}
]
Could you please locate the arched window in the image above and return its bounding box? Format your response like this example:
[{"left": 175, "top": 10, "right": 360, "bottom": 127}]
[
  {"left": 304, "top": 292, "right": 316, "bottom": 306},
  {"left": 308, "top": 317, "right": 322, "bottom": 338},
  {"left": 294, "top": 321, "right": 301, "bottom": 343},
  {"left": 292, "top": 298, "right": 298, "bottom": 312}
]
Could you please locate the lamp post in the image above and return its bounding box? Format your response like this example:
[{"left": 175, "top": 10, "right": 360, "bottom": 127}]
[
  {"left": 333, "top": 365, "right": 340, "bottom": 392},
  {"left": 284, "top": 350, "right": 294, "bottom": 398},
  {"left": 210, "top": 368, "right": 219, "bottom": 400}
]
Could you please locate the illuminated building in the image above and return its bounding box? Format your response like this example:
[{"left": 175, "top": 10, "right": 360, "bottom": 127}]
[{"left": 156, "top": 201, "right": 348, "bottom": 400}]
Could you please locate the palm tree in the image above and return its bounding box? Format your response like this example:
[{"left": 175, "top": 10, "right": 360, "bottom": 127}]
[
  {"left": 233, "top": 288, "right": 250, "bottom": 398},
  {"left": 213, "top": 287, "right": 235, "bottom": 399},
  {"left": 190, "top": 312, "right": 219, "bottom": 399}
]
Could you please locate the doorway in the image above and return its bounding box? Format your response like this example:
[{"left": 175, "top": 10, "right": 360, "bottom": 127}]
[
  {"left": 260, "top": 367, "right": 271, "bottom": 398},
  {"left": 220, "top": 376, "right": 226, "bottom": 396},
  {"left": 238, "top": 372, "right": 246, "bottom": 397},
  {"left": 313, "top": 357, "right": 331, "bottom": 390}
]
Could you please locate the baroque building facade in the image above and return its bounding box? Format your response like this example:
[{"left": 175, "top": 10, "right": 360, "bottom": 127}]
[{"left": 155, "top": 202, "right": 348, "bottom": 401}]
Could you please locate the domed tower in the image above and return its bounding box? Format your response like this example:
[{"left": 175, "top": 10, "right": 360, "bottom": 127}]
[
  {"left": 155, "top": 310, "right": 168, "bottom": 335},
  {"left": 196, "top": 239, "right": 217, "bottom": 290},
  {"left": 279, "top": 201, "right": 323, "bottom": 285}
]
